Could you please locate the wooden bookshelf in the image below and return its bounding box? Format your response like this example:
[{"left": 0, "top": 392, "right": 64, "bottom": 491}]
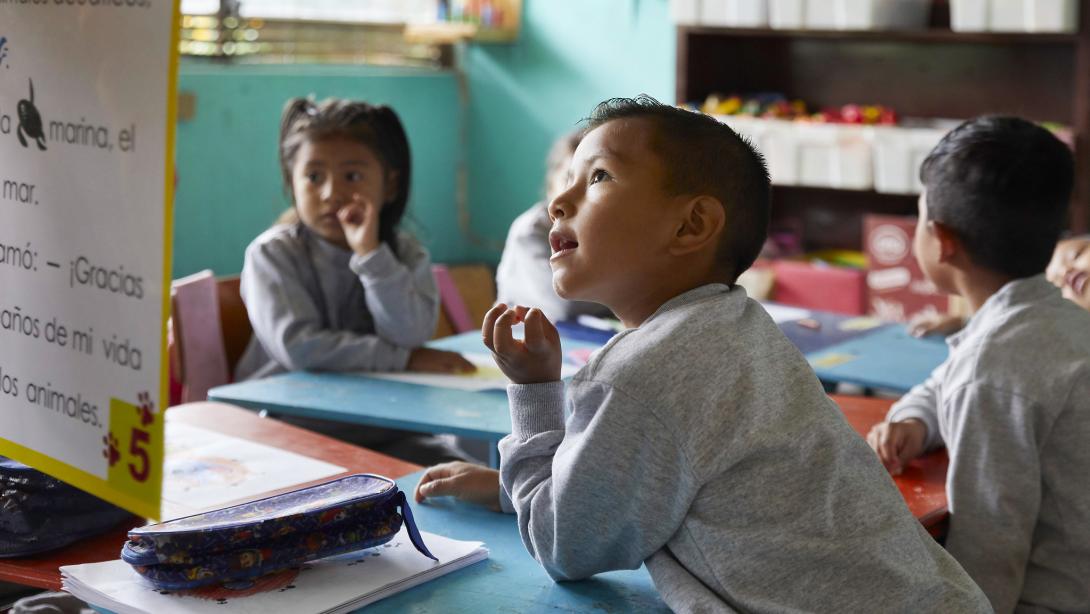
[{"left": 676, "top": 1, "right": 1090, "bottom": 249}]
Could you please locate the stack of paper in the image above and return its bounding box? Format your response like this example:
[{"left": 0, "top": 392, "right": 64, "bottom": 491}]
[
  {"left": 62, "top": 529, "right": 487, "bottom": 614},
  {"left": 366, "top": 352, "right": 579, "bottom": 391}
]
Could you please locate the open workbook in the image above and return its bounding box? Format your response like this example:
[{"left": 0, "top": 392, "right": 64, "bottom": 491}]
[{"left": 61, "top": 529, "right": 487, "bottom": 614}]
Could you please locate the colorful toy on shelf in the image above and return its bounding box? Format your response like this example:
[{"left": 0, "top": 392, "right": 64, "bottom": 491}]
[
  {"left": 812, "top": 104, "right": 898, "bottom": 125},
  {"left": 699, "top": 92, "right": 809, "bottom": 119}
]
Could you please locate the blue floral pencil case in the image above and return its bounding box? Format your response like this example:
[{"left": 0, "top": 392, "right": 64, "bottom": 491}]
[{"left": 121, "top": 474, "right": 435, "bottom": 590}]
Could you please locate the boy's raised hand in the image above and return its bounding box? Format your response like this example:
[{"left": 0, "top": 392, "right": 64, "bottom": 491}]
[
  {"left": 866, "top": 419, "right": 928, "bottom": 476},
  {"left": 337, "top": 196, "right": 381, "bottom": 256},
  {"left": 413, "top": 461, "right": 502, "bottom": 512},
  {"left": 482, "top": 303, "right": 562, "bottom": 385}
]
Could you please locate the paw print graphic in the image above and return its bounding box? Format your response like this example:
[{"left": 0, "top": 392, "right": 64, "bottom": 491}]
[
  {"left": 102, "top": 432, "right": 120, "bottom": 467},
  {"left": 136, "top": 391, "right": 155, "bottom": 427}
]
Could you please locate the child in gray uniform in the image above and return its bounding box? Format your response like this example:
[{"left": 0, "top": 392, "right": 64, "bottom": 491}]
[
  {"left": 422, "top": 96, "right": 990, "bottom": 612},
  {"left": 235, "top": 97, "right": 473, "bottom": 464},
  {"left": 869, "top": 117, "right": 1089, "bottom": 613}
]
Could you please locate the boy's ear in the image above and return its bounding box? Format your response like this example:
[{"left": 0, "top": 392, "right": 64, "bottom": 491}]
[
  {"left": 668, "top": 196, "right": 726, "bottom": 256},
  {"left": 930, "top": 220, "right": 961, "bottom": 263}
]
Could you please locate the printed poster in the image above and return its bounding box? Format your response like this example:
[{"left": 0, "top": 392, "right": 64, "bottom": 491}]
[{"left": 0, "top": 0, "right": 179, "bottom": 518}]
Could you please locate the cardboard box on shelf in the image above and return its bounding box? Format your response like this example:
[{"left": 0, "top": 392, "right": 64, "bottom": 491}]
[{"left": 864, "top": 214, "right": 950, "bottom": 322}]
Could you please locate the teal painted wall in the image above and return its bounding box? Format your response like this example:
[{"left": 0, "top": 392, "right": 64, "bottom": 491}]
[
  {"left": 171, "top": 0, "right": 674, "bottom": 277},
  {"left": 462, "top": 0, "right": 675, "bottom": 248}
]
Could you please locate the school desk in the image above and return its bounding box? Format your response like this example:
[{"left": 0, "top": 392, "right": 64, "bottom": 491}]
[
  {"left": 808, "top": 326, "right": 950, "bottom": 394},
  {"left": 76, "top": 398, "right": 942, "bottom": 614},
  {"left": 0, "top": 402, "right": 420, "bottom": 592},
  {"left": 207, "top": 332, "right": 601, "bottom": 468},
  {"left": 556, "top": 303, "right": 894, "bottom": 355}
]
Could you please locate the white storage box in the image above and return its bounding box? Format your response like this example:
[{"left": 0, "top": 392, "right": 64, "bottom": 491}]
[
  {"left": 871, "top": 121, "right": 958, "bottom": 195},
  {"left": 950, "top": 0, "right": 989, "bottom": 30},
  {"left": 806, "top": 0, "right": 931, "bottom": 30},
  {"left": 717, "top": 116, "right": 800, "bottom": 185},
  {"left": 670, "top": 0, "right": 702, "bottom": 25},
  {"left": 990, "top": 0, "right": 1077, "bottom": 32},
  {"left": 794, "top": 123, "right": 874, "bottom": 190},
  {"left": 769, "top": 0, "right": 805, "bottom": 28},
  {"left": 952, "top": 0, "right": 1078, "bottom": 33},
  {"left": 699, "top": 0, "right": 768, "bottom": 27}
]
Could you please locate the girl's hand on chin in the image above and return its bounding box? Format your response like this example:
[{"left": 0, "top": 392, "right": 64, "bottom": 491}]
[{"left": 337, "top": 196, "right": 381, "bottom": 256}]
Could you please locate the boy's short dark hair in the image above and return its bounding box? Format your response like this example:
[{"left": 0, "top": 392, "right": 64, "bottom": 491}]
[
  {"left": 920, "top": 116, "right": 1073, "bottom": 279},
  {"left": 585, "top": 95, "right": 771, "bottom": 284}
]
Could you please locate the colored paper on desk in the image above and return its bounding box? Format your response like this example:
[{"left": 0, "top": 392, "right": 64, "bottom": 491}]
[
  {"left": 61, "top": 528, "right": 488, "bottom": 614},
  {"left": 837, "top": 317, "right": 884, "bottom": 332},
  {"left": 160, "top": 423, "right": 345, "bottom": 520},
  {"left": 760, "top": 303, "right": 812, "bottom": 323},
  {"left": 365, "top": 353, "right": 579, "bottom": 391},
  {"left": 809, "top": 353, "right": 858, "bottom": 368}
]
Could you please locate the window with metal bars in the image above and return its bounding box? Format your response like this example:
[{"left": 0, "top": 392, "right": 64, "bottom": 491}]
[{"left": 179, "top": 0, "right": 450, "bottom": 68}]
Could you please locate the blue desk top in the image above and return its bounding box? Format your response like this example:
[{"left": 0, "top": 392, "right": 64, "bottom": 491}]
[
  {"left": 557, "top": 305, "right": 886, "bottom": 356},
  {"left": 207, "top": 333, "right": 600, "bottom": 441},
  {"left": 92, "top": 471, "right": 665, "bottom": 614},
  {"left": 807, "top": 326, "right": 949, "bottom": 393},
  {"left": 777, "top": 311, "right": 892, "bottom": 355},
  {"left": 361, "top": 471, "right": 666, "bottom": 613}
]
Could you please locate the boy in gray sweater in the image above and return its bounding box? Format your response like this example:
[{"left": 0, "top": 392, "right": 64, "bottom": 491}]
[
  {"left": 869, "top": 117, "right": 1089, "bottom": 613},
  {"left": 471, "top": 96, "right": 990, "bottom": 612}
]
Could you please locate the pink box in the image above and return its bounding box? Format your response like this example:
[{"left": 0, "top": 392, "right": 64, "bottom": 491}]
[{"left": 771, "top": 260, "right": 867, "bottom": 315}]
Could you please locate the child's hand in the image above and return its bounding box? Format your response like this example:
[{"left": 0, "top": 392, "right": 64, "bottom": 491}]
[
  {"left": 866, "top": 419, "right": 928, "bottom": 476},
  {"left": 407, "top": 348, "right": 477, "bottom": 374},
  {"left": 482, "top": 303, "right": 561, "bottom": 385},
  {"left": 337, "top": 196, "right": 381, "bottom": 256},
  {"left": 907, "top": 312, "right": 965, "bottom": 338},
  {"left": 1046, "top": 236, "right": 1090, "bottom": 288},
  {"left": 413, "top": 461, "right": 502, "bottom": 512}
]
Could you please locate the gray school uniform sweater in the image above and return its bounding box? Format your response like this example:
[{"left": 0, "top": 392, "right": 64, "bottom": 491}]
[
  {"left": 495, "top": 203, "right": 612, "bottom": 322},
  {"left": 888, "top": 275, "right": 1090, "bottom": 614},
  {"left": 235, "top": 224, "right": 439, "bottom": 381},
  {"left": 499, "top": 284, "right": 990, "bottom": 613}
]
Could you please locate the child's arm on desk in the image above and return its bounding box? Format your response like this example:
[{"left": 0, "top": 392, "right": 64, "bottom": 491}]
[
  {"left": 866, "top": 420, "right": 927, "bottom": 476},
  {"left": 907, "top": 312, "right": 965, "bottom": 338},
  {"left": 414, "top": 462, "right": 504, "bottom": 512},
  {"left": 867, "top": 367, "right": 948, "bottom": 474}
]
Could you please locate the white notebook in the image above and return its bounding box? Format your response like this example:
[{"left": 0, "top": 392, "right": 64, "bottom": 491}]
[{"left": 61, "top": 529, "right": 487, "bottom": 614}]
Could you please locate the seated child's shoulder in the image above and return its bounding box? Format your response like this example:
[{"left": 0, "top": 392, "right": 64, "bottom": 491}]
[
  {"left": 507, "top": 203, "right": 550, "bottom": 240},
  {"left": 584, "top": 287, "right": 788, "bottom": 389},
  {"left": 983, "top": 291, "right": 1090, "bottom": 351},
  {"left": 968, "top": 293, "right": 1090, "bottom": 391},
  {"left": 245, "top": 224, "right": 304, "bottom": 264}
]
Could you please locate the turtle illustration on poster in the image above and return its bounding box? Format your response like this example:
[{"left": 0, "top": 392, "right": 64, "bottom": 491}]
[{"left": 17, "top": 78, "right": 47, "bottom": 151}]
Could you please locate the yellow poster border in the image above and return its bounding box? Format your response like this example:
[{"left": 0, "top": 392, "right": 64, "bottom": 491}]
[
  {"left": 0, "top": 2, "right": 181, "bottom": 522},
  {"left": 0, "top": 436, "right": 158, "bottom": 519},
  {"left": 148, "top": 0, "right": 182, "bottom": 520}
]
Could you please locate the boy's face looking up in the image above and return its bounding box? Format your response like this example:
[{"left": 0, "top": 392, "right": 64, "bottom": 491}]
[{"left": 547, "top": 118, "right": 722, "bottom": 324}]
